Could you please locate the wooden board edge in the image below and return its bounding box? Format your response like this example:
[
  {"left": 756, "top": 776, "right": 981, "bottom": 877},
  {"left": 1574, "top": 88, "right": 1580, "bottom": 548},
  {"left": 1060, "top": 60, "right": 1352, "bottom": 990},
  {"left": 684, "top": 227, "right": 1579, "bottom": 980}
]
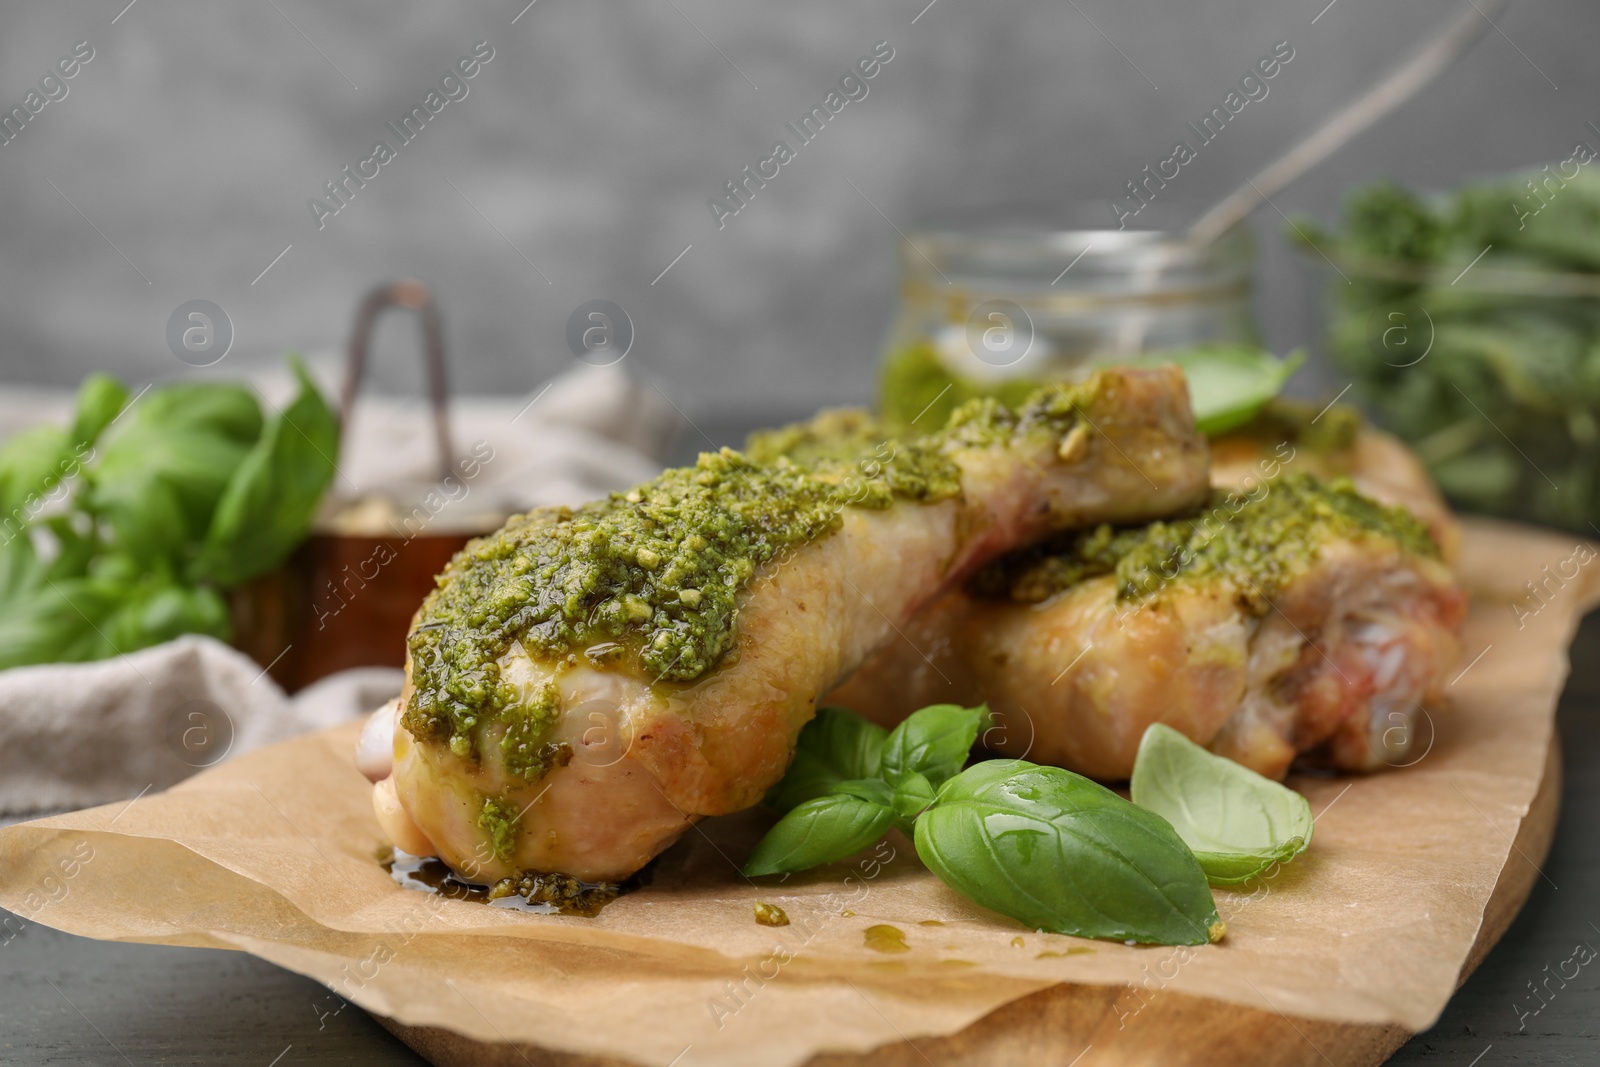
[{"left": 376, "top": 739, "right": 1562, "bottom": 1067}]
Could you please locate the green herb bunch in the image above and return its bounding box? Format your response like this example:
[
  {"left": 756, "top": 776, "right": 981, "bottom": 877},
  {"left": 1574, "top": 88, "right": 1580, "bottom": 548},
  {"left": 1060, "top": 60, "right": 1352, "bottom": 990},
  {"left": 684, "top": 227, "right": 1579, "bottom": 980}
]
[
  {"left": 746, "top": 707, "right": 1312, "bottom": 946},
  {"left": 1294, "top": 172, "right": 1600, "bottom": 532},
  {"left": 0, "top": 356, "right": 338, "bottom": 669}
]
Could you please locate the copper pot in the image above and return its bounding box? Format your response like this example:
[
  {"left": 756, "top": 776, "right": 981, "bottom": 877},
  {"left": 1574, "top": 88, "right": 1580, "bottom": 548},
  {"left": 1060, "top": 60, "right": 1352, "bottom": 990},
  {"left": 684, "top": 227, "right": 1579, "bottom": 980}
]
[{"left": 230, "top": 530, "right": 474, "bottom": 690}]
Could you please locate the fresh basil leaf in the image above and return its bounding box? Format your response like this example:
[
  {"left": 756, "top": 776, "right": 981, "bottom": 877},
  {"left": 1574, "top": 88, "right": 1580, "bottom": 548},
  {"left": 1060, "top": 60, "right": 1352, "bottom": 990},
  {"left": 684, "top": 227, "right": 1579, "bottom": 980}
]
[
  {"left": 763, "top": 748, "right": 839, "bottom": 815},
  {"left": 0, "top": 364, "right": 317, "bottom": 669},
  {"left": 0, "top": 424, "right": 73, "bottom": 519},
  {"left": 90, "top": 469, "right": 198, "bottom": 571},
  {"left": 196, "top": 356, "right": 338, "bottom": 587},
  {"left": 40, "top": 515, "right": 96, "bottom": 581},
  {"left": 890, "top": 770, "right": 935, "bottom": 834},
  {"left": 69, "top": 374, "right": 130, "bottom": 449},
  {"left": 1123, "top": 347, "right": 1304, "bottom": 436},
  {"left": 915, "top": 760, "right": 1221, "bottom": 945},
  {"left": 133, "top": 382, "right": 264, "bottom": 446},
  {"left": 85, "top": 382, "right": 260, "bottom": 566},
  {"left": 0, "top": 576, "right": 121, "bottom": 669},
  {"left": 107, "top": 579, "right": 231, "bottom": 650},
  {"left": 1130, "top": 723, "right": 1313, "bottom": 886},
  {"left": 765, "top": 706, "right": 888, "bottom": 813},
  {"left": 881, "top": 703, "right": 989, "bottom": 789},
  {"left": 831, "top": 778, "right": 895, "bottom": 807},
  {"left": 1188, "top": 348, "right": 1304, "bottom": 436},
  {"left": 743, "top": 780, "right": 895, "bottom": 877},
  {"left": 0, "top": 535, "right": 39, "bottom": 604}
]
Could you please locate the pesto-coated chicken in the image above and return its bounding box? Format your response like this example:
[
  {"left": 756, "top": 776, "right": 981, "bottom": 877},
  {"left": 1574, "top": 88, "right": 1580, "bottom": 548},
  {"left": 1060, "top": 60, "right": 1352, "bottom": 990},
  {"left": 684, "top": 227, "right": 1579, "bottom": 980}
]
[
  {"left": 829, "top": 474, "right": 1465, "bottom": 781},
  {"left": 1208, "top": 399, "right": 1460, "bottom": 563},
  {"left": 362, "top": 367, "right": 1208, "bottom": 882}
]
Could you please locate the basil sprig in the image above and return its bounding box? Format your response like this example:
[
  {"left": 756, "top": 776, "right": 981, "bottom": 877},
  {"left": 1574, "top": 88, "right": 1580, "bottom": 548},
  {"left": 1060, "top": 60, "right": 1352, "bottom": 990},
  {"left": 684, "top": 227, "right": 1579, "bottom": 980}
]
[
  {"left": 1129, "top": 724, "right": 1313, "bottom": 885},
  {"left": 880, "top": 702, "right": 985, "bottom": 789},
  {"left": 0, "top": 356, "right": 338, "bottom": 670},
  {"left": 916, "top": 761, "right": 1221, "bottom": 945},
  {"left": 746, "top": 704, "right": 984, "bottom": 874},
  {"left": 745, "top": 704, "right": 1223, "bottom": 946},
  {"left": 762, "top": 706, "right": 887, "bottom": 814}
]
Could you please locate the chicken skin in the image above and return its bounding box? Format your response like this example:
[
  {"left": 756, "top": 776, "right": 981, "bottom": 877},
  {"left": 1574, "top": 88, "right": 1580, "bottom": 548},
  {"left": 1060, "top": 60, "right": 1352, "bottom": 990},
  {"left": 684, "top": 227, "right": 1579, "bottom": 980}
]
[
  {"left": 1208, "top": 399, "right": 1460, "bottom": 563},
  {"left": 829, "top": 474, "right": 1464, "bottom": 781},
  {"left": 363, "top": 367, "right": 1208, "bottom": 883}
]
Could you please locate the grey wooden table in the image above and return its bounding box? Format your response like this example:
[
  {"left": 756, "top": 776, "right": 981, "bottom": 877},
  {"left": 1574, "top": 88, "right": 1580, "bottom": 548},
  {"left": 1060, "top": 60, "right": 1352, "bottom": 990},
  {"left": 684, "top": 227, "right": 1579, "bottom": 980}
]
[{"left": 5, "top": 614, "right": 1595, "bottom": 1066}]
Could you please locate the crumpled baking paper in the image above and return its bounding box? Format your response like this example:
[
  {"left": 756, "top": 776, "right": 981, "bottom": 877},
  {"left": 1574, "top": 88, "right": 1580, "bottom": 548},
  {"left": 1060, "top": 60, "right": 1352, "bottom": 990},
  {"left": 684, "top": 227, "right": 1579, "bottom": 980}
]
[{"left": 0, "top": 518, "right": 1594, "bottom": 1067}]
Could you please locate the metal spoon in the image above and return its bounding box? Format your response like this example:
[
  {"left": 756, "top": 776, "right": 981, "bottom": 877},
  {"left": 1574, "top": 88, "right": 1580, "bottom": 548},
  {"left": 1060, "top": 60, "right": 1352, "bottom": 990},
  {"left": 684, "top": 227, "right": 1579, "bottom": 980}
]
[{"left": 1187, "top": 0, "right": 1510, "bottom": 246}]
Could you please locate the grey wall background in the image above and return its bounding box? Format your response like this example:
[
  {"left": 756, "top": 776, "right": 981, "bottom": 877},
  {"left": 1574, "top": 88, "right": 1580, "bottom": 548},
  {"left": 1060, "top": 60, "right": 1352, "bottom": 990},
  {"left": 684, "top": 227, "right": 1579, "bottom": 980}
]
[{"left": 0, "top": 0, "right": 1595, "bottom": 418}]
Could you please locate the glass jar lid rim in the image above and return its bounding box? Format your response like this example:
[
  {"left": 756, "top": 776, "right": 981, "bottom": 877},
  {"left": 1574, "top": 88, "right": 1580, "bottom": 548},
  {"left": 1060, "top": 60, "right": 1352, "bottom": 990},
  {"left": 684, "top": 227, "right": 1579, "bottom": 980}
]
[
  {"left": 900, "top": 219, "right": 1252, "bottom": 285},
  {"left": 905, "top": 221, "right": 1247, "bottom": 252}
]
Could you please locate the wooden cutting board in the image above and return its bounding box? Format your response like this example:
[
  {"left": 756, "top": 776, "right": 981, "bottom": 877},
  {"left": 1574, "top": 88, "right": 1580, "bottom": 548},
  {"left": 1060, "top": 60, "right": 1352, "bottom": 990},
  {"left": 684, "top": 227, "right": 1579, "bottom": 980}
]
[{"left": 374, "top": 737, "right": 1560, "bottom": 1067}]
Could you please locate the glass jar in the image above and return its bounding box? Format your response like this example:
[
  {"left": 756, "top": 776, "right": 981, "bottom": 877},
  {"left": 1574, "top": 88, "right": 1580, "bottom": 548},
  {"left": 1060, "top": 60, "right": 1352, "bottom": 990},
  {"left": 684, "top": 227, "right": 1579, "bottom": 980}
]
[{"left": 877, "top": 219, "right": 1258, "bottom": 432}]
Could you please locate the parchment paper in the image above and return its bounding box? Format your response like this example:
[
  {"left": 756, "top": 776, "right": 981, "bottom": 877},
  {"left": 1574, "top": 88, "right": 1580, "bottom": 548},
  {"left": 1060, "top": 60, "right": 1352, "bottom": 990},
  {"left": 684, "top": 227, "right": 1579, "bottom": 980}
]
[{"left": 2, "top": 517, "right": 1596, "bottom": 1067}]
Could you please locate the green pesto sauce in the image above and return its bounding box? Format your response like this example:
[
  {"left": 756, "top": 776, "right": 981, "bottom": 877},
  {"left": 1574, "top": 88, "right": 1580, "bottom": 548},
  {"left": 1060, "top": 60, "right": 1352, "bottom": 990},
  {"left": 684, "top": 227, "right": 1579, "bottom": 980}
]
[
  {"left": 401, "top": 372, "right": 1111, "bottom": 777},
  {"left": 744, "top": 407, "right": 888, "bottom": 466},
  {"left": 971, "top": 474, "right": 1439, "bottom": 609},
  {"left": 745, "top": 409, "right": 966, "bottom": 502},
  {"left": 403, "top": 440, "right": 971, "bottom": 774},
  {"left": 490, "top": 681, "right": 570, "bottom": 778},
  {"left": 1225, "top": 397, "right": 1363, "bottom": 455},
  {"left": 882, "top": 341, "right": 1329, "bottom": 448},
  {"left": 487, "top": 870, "right": 621, "bottom": 916},
  {"left": 750, "top": 381, "right": 1101, "bottom": 462},
  {"left": 879, "top": 340, "right": 1044, "bottom": 435},
  {"left": 478, "top": 795, "right": 521, "bottom": 863},
  {"left": 402, "top": 380, "right": 1105, "bottom": 777}
]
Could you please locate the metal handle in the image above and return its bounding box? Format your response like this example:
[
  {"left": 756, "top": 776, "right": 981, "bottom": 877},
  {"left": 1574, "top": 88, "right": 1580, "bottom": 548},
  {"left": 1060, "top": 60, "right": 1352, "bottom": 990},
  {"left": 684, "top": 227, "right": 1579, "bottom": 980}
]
[{"left": 339, "top": 279, "right": 454, "bottom": 481}]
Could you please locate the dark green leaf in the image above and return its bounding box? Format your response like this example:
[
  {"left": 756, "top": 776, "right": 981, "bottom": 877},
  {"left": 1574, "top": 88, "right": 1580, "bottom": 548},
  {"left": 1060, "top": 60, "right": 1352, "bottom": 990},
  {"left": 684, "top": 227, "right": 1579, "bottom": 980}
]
[
  {"left": 890, "top": 770, "right": 935, "bottom": 834},
  {"left": 915, "top": 760, "right": 1221, "bottom": 945},
  {"left": 765, "top": 705, "right": 888, "bottom": 813},
  {"left": 763, "top": 748, "right": 840, "bottom": 816},
  {"left": 743, "top": 781, "right": 895, "bottom": 877},
  {"left": 1130, "top": 724, "right": 1312, "bottom": 886},
  {"left": 881, "top": 703, "right": 988, "bottom": 789},
  {"left": 196, "top": 356, "right": 338, "bottom": 586},
  {"left": 69, "top": 374, "right": 130, "bottom": 448}
]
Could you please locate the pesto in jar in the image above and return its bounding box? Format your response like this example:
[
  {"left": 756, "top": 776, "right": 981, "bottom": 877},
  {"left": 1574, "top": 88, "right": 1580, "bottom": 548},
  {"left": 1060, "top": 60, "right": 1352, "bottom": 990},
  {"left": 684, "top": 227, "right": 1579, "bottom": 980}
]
[
  {"left": 971, "top": 474, "right": 1439, "bottom": 610},
  {"left": 878, "top": 340, "right": 1045, "bottom": 437}
]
